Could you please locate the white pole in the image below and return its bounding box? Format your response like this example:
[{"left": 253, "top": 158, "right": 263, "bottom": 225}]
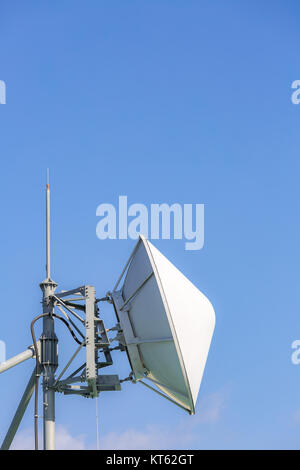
[
  {"left": 96, "top": 397, "right": 100, "bottom": 450},
  {"left": 0, "top": 343, "right": 39, "bottom": 374}
]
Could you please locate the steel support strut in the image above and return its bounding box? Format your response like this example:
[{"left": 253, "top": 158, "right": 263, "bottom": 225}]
[{"left": 0, "top": 368, "right": 36, "bottom": 450}]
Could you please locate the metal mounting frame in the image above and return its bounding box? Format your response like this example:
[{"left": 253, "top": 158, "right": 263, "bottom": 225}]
[{"left": 51, "top": 285, "right": 121, "bottom": 398}]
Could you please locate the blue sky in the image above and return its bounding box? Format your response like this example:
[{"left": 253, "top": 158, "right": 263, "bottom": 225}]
[{"left": 1, "top": 0, "right": 300, "bottom": 449}]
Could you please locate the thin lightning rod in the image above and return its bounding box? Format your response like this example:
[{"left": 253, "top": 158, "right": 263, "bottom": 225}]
[{"left": 46, "top": 169, "right": 51, "bottom": 279}]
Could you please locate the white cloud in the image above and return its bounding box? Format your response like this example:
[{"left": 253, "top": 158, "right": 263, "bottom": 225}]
[
  {"left": 11, "top": 425, "right": 86, "bottom": 450},
  {"left": 99, "top": 390, "right": 227, "bottom": 450},
  {"left": 10, "top": 390, "right": 227, "bottom": 450},
  {"left": 99, "top": 426, "right": 168, "bottom": 450},
  {"left": 10, "top": 428, "right": 35, "bottom": 450},
  {"left": 194, "top": 391, "right": 226, "bottom": 425},
  {"left": 292, "top": 409, "right": 300, "bottom": 424}
]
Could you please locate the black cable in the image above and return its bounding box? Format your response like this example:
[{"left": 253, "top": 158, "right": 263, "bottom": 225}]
[
  {"left": 30, "top": 313, "right": 46, "bottom": 452},
  {"left": 95, "top": 296, "right": 110, "bottom": 303},
  {"left": 30, "top": 312, "right": 86, "bottom": 450},
  {"left": 52, "top": 313, "right": 83, "bottom": 346}
]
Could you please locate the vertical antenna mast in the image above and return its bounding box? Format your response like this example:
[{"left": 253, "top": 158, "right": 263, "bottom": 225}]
[{"left": 40, "top": 169, "right": 58, "bottom": 450}]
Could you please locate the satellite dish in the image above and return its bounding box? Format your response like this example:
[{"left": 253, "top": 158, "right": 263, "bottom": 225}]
[
  {"left": 110, "top": 235, "right": 215, "bottom": 415},
  {"left": 1, "top": 182, "right": 217, "bottom": 451}
]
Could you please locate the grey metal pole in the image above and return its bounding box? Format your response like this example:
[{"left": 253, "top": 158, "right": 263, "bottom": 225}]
[
  {"left": 1, "top": 368, "right": 36, "bottom": 450},
  {"left": 40, "top": 178, "right": 58, "bottom": 450}
]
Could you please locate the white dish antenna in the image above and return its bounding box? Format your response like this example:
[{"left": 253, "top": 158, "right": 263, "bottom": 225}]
[{"left": 110, "top": 235, "right": 215, "bottom": 414}]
